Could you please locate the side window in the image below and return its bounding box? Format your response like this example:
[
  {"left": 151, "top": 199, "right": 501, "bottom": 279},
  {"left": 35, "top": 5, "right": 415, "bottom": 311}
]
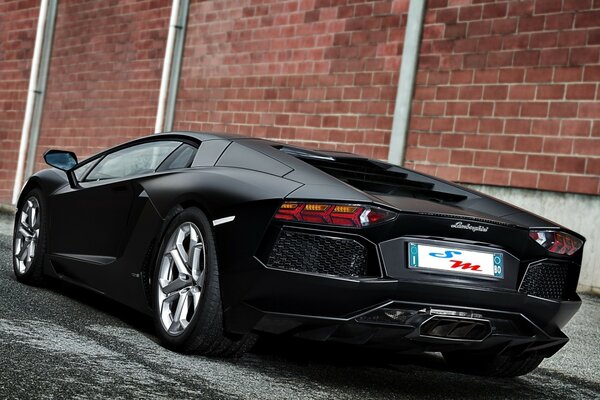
[
  {"left": 85, "top": 141, "right": 180, "bottom": 181},
  {"left": 157, "top": 143, "right": 197, "bottom": 172}
]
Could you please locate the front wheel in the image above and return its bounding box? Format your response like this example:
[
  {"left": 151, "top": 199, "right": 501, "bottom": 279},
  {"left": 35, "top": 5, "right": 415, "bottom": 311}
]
[
  {"left": 13, "top": 189, "right": 47, "bottom": 285},
  {"left": 152, "top": 207, "right": 255, "bottom": 357},
  {"left": 443, "top": 350, "right": 545, "bottom": 377}
]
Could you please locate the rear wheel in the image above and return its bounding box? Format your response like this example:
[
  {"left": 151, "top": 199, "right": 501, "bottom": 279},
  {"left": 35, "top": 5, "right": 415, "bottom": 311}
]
[
  {"left": 13, "top": 189, "right": 47, "bottom": 285},
  {"left": 152, "top": 207, "right": 255, "bottom": 357},
  {"left": 443, "top": 350, "right": 545, "bottom": 377}
]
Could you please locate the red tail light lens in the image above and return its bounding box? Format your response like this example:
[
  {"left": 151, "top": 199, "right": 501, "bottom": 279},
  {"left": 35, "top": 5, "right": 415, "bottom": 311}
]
[
  {"left": 529, "top": 230, "right": 583, "bottom": 256},
  {"left": 275, "top": 202, "right": 396, "bottom": 228}
]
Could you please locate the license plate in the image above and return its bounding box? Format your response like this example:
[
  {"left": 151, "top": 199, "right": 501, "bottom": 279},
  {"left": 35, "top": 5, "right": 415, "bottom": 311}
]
[{"left": 408, "top": 242, "right": 503, "bottom": 278}]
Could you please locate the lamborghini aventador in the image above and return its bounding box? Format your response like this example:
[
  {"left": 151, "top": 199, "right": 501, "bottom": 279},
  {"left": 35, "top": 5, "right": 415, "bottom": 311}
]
[{"left": 13, "top": 131, "right": 585, "bottom": 377}]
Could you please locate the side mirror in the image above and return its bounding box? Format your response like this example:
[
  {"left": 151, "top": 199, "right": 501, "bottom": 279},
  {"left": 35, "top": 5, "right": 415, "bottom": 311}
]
[
  {"left": 44, "top": 149, "right": 78, "bottom": 171},
  {"left": 43, "top": 149, "right": 79, "bottom": 188}
]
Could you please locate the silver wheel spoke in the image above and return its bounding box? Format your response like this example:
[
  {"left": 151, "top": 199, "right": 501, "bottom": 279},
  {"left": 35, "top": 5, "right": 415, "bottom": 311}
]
[
  {"left": 170, "top": 249, "right": 191, "bottom": 275},
  {"left": 161, "top": 276, "right": 191, "bottom": 295},
  {"left": 157, "top": 220, "right": 207, "bottom": 336}
]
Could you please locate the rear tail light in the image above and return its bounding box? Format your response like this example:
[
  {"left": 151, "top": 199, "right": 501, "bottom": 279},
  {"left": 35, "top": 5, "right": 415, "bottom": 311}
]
[
  {"left": 275, "top": 202, "right": 396, "bottom": 228},
  {"left": 529, "top": 230, "right": 583, "bottom": 256}
]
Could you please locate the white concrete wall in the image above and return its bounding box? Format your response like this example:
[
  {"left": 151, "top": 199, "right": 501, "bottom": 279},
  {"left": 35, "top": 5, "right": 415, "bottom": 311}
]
[{"left": 469, "top": 185, "right": 599, "bottom": 295}]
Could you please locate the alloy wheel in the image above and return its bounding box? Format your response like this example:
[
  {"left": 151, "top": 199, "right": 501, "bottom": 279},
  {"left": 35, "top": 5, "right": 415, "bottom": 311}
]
[
  {"left": 157, "top": 221, "right": 206, "bottom": 335},
  {"left": 14, "top": 197, "right": 41, "bottom": 275}
]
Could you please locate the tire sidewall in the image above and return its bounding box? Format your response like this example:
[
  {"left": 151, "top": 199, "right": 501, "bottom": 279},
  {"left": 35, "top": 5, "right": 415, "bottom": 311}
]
[{"left": 152, "top": 207, "right": 221, "bottom": 349}]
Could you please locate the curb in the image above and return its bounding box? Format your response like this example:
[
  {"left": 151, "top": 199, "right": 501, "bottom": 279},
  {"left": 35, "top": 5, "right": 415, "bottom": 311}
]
[{"left": 0, "top": 204, "right": 15, "bottom": 215}]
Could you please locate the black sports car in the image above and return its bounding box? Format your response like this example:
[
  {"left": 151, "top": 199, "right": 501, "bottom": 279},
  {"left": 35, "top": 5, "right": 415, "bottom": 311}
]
[{"left": 13, "top": 131, "right": 584, "bottom": 377}]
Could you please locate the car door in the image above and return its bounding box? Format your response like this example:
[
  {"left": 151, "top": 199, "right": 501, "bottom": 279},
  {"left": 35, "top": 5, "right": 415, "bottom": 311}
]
[{"left": 48, "top": 140, "right": 182, "bottom": 261}]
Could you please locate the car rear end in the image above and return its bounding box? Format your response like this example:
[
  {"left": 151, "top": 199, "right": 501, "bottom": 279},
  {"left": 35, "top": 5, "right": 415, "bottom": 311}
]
[{"left": 231, "top": 146, "right": 585, "bottom": 364}]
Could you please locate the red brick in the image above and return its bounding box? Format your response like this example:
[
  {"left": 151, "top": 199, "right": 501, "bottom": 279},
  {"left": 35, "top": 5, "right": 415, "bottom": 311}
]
[
  {"left": 563, "top": 0, "right": 593, "bottom": 11},
  {"left": 458, "top": 86, "right": 483, "bottom": 100},
  {"left": 543, "top": 138, "right": 573, "bottom": 153},
  {"left": 483, "top": 85, "right": 508, "bottom": 100},
  {"left": 489, "top": 135, "right": 516, "bottom": 151},
  {"left": 450, "top": 70, "right": 473, "bottom": 84},
  {"left": 469, "top": 20, "right": 492, "bottom": 36},
  {"left": 539, "top": 49, "right": 569, "bottom": 66},
  {"left": 558, "top": 30, "right": 587, "bottom": 47},
  {"left": 521, "top": 102, "right": 549, "bottom": 118},
  {"left": 459, "top": 5, "right": 483, "bottom": 21},
  {"left": 532, "top": 119, "right": 561, "bottom": 135},
  {"left": 566, "top": 84, "right": 597, "bottom": 100},
  {"left": 450, "top": 150, "right": 474, "bottom": 164},
  {"left": 432, "top": 117, "right": 455, "bottom": 131},
  {"left": 588, "top": 28, "right": 600, "bottom": 45},
  {"left": 446, "top": 101, "right": 470, "bottom": 115},
  {"left": 546, "top": 13, "right": 575, "bottom": 30},
  {"left": 503, "top": 34, "right": 530, "bottom": 50},
  {"left": 554, "top": 67, "right": 583, "bottom": 82},
  {"left": 574, "top": 10, "right": 600, "bottom": 28},
  {"left": 427, "top": 148, "right": 451, "bottom": 163},
  {"left": 499, "top": 153, "right": 526, "bottom": 169},
  {"left": 436, "top": 8, "right": 458, "bottom": 24},
  {"left": 487, "top": 51, "right": 513, "bottom": 67},
  {"left": 526, "top": 154, "right": 556, "bottom": 171},
  {"left": 567, "top": 176, "right": 599, "bottom": 194},
  {"left": 473, "top": 152, "right": 500, "bottom": 167},
  {"left": 538, "top": 173, "right": 568, "bottom": 192},
  {"left": 436, "top": 166, "right": 461, "bottom": 181},
  {"left": 573, "top": 138, "right": 600, "bottom": 155},
  {"left": 509, "top": 85, "right": 536, "bottom": 100},
  {"left": 506, "top": 119, "right": 533, "bottom": 134},
  {"left": 516, "top": 137, "right": 543, "bottom": 152},
  {"left": 587, "top": 158, "right": 600, "bottom": 174},
  {"left": 571, "top": 47, "right": 600, "bottom": 65},
  {"left": 455, "top": 118, "right": 479, "bottom": 133},
  {"left": 469, "top": 102, "right": 494, "bottom": 116},
  {"left": 579, "top": 103, "right": 600, "bottom": 118},
  {"left": 518, "top": 16, "right": 545, "bottom": 32},
  {"left": 428, "top": 71, "right": 450, "bottom": 85},
  {"left": 464, "top": 134, "right": 490, "bottom": 149},
  {"left": 436, "top": 86, "right": 459, "bottom": 100},
  {"left": 499, "top": 68, "right": 525, "bottom": 83},
  {"left": 583, "top": 65, "right": 600, "bottom": 81},
  {"left": 510, "top": 171, "right": 539, "bottom": 188},
  {"left": 556, "top": 156, "right": 586, "bottom": 173},
  {"left": 482, "top": 3, "right": 507, "bottom": 19},
  {"left": 459, "top": 167, "right": 485, "bottom": 184},
  {"left": 561, "top": 120, "right": 592, "bottom": 136},
  {"left": 483, "top": 169, "right": 510, "bottom": 185},
  {"left": 464, "top": 53, "right": 487, "bottom": 68},
  {"left": 537, "top": 84, "right": 565, "bottom": 99},
  {"left": 549, "top": 102, "right": 578, "bottom": 118},
  {"left": 492, "top": 18, "right": 517, "bottom": 34},
  {"left": 479, "top": 118, "right": 504, "bottom": 133},
  {"left": 534, "top": 1, "right": 562, "bottom": 14},
  {"left": 474, "top": 69, "right": 498, "bottom": 83},
  {"left": 494, "top": 102, "right": 520, "bottom": 117}
]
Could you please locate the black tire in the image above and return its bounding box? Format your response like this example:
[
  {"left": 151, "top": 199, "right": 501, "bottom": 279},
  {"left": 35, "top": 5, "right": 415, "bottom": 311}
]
[
  {"left": 443, "top": 350, "right": 545, "bottom": 377},
  {"left": 152, "top": 207, "right": 256, "bottom": 357},
  {"left": 12, "top": 188, "right": 47, "bottom": 285}
]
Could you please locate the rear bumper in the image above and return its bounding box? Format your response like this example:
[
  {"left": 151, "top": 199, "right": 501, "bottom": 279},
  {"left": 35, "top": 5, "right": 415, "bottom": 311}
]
[{"left": 223, "top": 266, "right": 581, "bottom": 357}]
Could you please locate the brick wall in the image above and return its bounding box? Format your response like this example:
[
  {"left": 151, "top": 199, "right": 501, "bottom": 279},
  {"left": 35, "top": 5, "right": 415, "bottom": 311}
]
[
  {"left": 33, "top": 0, "right": 171, "bottom": 172},
  {"left": 174, "top": 0, "right": 409, "bottom": 159},
  {"left": 0, "top": 1, "right": 39, "bottom": 204},
  {"left": 405, "top": 0, "right": 600, "bottom": 195}
]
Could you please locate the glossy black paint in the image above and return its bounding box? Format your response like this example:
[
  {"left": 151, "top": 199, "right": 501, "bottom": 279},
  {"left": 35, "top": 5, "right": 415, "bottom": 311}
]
[{"left": 18, "top": 131, "right": 585, "bottom": 357}]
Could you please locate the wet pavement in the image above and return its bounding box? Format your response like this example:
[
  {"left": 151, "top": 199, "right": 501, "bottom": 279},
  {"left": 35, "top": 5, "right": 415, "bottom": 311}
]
[{"left": 0, "top": 212, "right": 599, "bottom": 399}]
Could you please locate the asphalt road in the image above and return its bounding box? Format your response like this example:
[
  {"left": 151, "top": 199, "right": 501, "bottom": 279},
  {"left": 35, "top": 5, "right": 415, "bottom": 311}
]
[{"left": 0, "top": 212, "right": 599, "bottom": 399}]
